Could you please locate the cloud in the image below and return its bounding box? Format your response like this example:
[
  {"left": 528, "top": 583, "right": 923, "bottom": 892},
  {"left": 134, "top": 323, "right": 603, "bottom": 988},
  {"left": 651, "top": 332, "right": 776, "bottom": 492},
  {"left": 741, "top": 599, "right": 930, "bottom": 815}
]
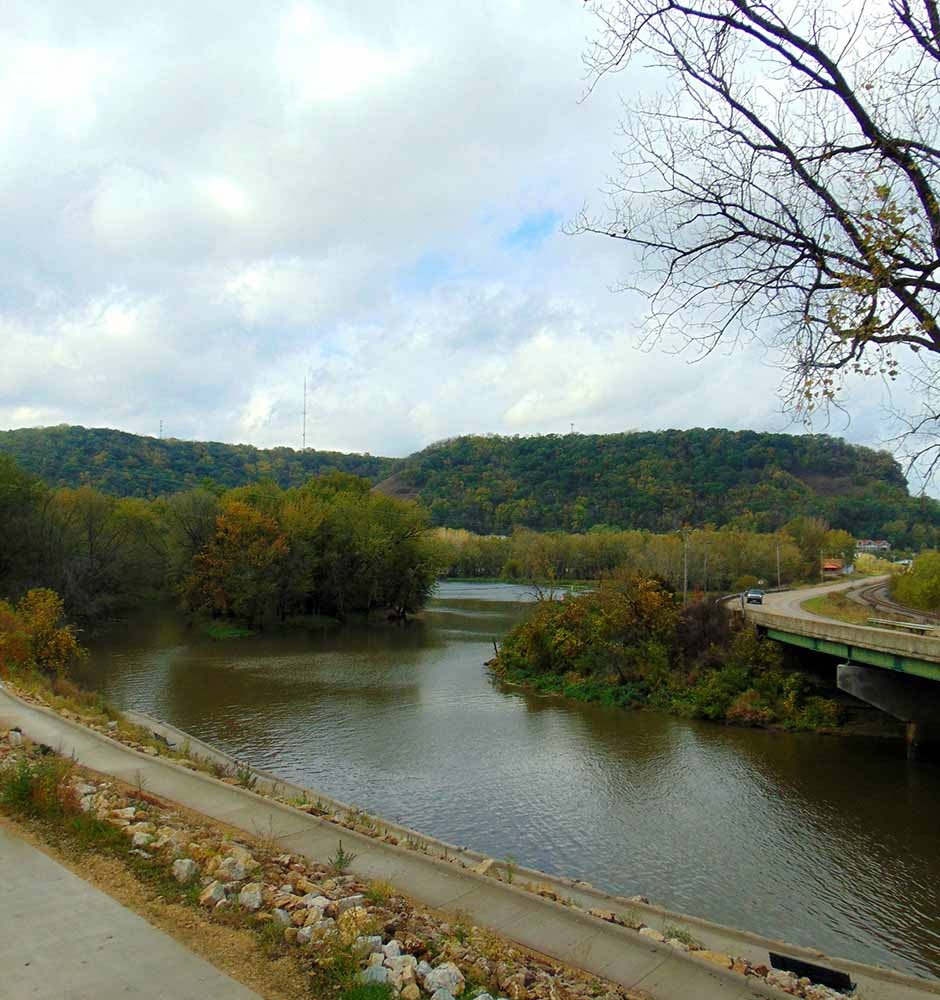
[{"left": 0, "top": 0, "right": 924, "bottom": 488}]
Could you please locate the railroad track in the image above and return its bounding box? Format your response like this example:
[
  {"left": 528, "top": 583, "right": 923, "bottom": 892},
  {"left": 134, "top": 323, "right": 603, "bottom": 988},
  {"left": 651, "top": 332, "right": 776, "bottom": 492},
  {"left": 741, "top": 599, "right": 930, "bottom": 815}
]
[{"left": 848, "top": 579, "right": 940, "bottom": 625}]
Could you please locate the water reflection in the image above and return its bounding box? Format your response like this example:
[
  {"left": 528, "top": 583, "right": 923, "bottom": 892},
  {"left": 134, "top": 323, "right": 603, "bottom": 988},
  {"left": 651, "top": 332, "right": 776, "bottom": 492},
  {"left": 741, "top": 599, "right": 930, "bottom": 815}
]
[{"left": 79, "top": 583, "right": 940, "bottom": 979}]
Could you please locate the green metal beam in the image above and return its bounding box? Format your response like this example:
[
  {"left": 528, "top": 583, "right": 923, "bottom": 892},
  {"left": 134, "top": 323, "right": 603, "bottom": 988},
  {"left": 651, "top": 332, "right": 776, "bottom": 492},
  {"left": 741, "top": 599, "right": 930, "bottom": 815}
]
[{"left": 765, "top": 628, "right": 940, "bottom": 683}]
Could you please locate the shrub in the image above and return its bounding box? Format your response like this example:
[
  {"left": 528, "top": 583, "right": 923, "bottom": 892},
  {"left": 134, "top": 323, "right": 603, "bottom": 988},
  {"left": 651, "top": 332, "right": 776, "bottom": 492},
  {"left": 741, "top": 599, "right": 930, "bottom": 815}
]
[
  {"left": 0, "top": 756, "right": 78, "bottom": 819},
  {"left": 726, "top": 690, "right": 775, "bottom": 726}
]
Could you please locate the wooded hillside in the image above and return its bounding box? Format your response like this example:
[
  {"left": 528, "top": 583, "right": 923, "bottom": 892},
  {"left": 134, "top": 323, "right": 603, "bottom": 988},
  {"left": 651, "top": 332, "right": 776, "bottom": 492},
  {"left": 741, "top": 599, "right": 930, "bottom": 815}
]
[{"left": 2, "top": 424, "right": 937, "bottom": 546}]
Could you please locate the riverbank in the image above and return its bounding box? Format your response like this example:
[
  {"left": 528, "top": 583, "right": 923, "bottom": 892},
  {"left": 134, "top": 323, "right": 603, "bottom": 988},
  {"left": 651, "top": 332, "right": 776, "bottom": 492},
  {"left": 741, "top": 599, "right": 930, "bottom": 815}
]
[
  {"left": 0, "top": 730, "right": 636, "bottom": 1000},
  {"left": 2, "top": 676, "right": 936, "bottom": 1000}
]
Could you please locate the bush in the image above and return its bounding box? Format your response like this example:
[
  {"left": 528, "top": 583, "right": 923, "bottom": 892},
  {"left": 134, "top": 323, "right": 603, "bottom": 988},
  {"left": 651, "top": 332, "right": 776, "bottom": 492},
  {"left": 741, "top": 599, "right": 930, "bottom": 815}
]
[{"left": 0, "top": 756, "right": 79, "bottom": 819}]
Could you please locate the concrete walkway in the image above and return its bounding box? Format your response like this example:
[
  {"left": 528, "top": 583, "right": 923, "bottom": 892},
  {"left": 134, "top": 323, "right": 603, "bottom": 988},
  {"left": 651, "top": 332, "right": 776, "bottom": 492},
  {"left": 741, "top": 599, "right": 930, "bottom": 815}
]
[
  {"left": 2, "top": 687, "right": 938, "bottom": 1000},
  {"left": 0, "top": 823, "right": 260, "bottom": 1000}
]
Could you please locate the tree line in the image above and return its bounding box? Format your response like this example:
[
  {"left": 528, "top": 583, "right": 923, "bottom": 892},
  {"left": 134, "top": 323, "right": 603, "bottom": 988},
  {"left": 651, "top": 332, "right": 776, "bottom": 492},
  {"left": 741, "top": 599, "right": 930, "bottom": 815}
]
[
  {"left": 3, "top": 425, "right": 939, "bottom": 547},
  {"left": 0, "top": 455, "right": 440, "bottom": 626},
  {"left": 436, "top": 517, "right": 857, "bottom": 593}
]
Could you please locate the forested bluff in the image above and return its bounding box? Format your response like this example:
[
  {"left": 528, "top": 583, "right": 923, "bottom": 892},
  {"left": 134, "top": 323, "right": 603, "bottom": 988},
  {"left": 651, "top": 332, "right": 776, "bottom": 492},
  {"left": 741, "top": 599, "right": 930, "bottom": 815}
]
[{"left": 2, "top": 424, "right": 939, "bottom": 547}]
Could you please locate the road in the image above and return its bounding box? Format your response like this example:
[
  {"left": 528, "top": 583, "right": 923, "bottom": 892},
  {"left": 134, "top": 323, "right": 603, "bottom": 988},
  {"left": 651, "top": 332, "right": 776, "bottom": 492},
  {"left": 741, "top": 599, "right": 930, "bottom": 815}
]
[{"left": 749, "top": 576, "right": 890, "bottom": 623}]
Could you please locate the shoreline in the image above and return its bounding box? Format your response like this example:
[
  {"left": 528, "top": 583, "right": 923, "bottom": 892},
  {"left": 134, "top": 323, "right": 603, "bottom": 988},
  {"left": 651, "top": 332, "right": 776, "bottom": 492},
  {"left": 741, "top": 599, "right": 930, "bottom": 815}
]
[
  {"left": 119, "top": 705, "right": 936, "bottom": 996},
  {"left": 490, "top": 667, "right": 907, "bottom": 744},
  {"left": 3, "top": 676, "right": 937, "bottom": 996}
]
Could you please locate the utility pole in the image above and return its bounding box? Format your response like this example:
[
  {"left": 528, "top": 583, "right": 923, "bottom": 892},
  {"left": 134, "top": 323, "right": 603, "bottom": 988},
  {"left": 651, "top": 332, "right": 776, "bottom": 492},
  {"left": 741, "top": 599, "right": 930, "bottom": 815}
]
[
  {"left": 683, "top": 532, "right": 690, "bottom": 605},
  {"left": 159, "top": 419, "right": 163, "bottom": 440},
  {"left": 776, "top": 540, "right": 781, "bottom": 589},
  {"left": 302, "top": 377, "right": 307, "bottom": 451}
]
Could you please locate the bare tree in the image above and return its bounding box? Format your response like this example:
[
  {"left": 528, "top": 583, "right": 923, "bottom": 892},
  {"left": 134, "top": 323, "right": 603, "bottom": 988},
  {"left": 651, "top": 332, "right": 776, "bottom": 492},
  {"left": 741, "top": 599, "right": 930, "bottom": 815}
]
[{"left": 577, "top": 0, "right": 939, "bottom": 471}]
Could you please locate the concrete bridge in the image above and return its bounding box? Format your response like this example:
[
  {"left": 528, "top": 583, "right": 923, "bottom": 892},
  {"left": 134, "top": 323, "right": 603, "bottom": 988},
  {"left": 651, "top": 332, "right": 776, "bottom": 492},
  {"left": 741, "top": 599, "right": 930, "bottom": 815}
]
[{"left": 739, "top": 579, "right": 940, "bottom": 758}]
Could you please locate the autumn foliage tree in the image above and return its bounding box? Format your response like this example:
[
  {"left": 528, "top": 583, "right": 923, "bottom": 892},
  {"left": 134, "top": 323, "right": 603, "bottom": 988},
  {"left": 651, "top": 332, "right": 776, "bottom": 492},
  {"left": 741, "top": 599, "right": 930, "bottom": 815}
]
[
  {"left": 0, "top": 589, "right": 85, "bottom": 678},
  {"left": 184, "top": 501, "right": 289, "bottom": 627},
  {"left": 181, "top": 474, "right": 442, "bottom": 626}
]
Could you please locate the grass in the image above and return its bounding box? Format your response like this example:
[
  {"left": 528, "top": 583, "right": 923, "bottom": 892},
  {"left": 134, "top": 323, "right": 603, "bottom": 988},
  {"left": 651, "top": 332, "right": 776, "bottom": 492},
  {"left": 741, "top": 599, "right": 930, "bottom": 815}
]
[
  {"left": 663, "top": 923, "right": 701, "bottom": 948},
  {"left": 235, "top": 764, "right": 258, "bottom": 790},
  {"left": 337, "top": 985, "right": 396, "bottom": 1000},
  {"left": 801, "top": 591, "right": 887, "bottom": 625},
  {"left": 364, "top": 879, "right": 393, "bottom": 905},
  {"left": 201, "top": 621, "right": 257, "bottom": 640}
]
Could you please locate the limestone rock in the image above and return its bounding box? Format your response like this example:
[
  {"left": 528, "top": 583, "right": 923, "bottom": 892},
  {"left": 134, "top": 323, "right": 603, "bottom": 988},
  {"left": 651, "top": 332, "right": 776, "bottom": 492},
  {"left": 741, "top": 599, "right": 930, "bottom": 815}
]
[
  {"left": 238, "top": 882, "right": 263, "bottom": 911},
  {"left": 199, "top": 881, "right": 226, "bottom": 906},
  {"left": 226, "top": 844, "right": 258, "bottom": 869},
  {"left": 416, "top": 961, "right": 434, "bottom": 981},
  {"left": 386, "top": 954, "right": 418, "bottom": 974},
  {"left": 383, "top": 939, "right": 402, "bottom": 959},
  {"left": 354, "top": 935, "right": 384, "bottom": 957},
  {"left": 8, "top": 730, "right": 24, "bottom": 747},
  {"left": 272, "top": 908, "right": 291, "bottom": 926},
  {"left": 638, "top": 927, "right": 666, "bottom": 943},
  {"left": 401, "top": 985, "right": 421, "bottom": 1000},
  {"left": 172, "top": 859, "right": 198, "bottom": 884},
  {"left": 430, "top": 990, "right": 456, "bottom": 1000},
  {"left": 216, "top": 857, "right": 247, "bottom": 882},
  {"left": 359, "top": 966, "right": 389, "bottom": 985},
  {"left": 300, "top": 893, "right": 330, "bottom": 910},
  {"left": 696, "top": 951, "right": 733, "bottom": 970},
  {"left": 424, "top": 963, "right": 465, "bottom": 996},
  {"left": 112, "top": 806, "right": 137, "bottom": 820},
  {"left": 335, "top": 894, "right": 365, "bottom": 914}
]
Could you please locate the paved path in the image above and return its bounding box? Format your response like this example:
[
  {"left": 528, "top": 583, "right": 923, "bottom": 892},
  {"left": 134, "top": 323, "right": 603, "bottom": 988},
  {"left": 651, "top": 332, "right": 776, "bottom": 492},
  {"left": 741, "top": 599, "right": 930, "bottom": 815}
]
[
  {"left": 2, "top": 686, "right": 938, "bottom": 1000},
  {"left": 0, "top": 822, "right": 260, "bottom": 1000}
]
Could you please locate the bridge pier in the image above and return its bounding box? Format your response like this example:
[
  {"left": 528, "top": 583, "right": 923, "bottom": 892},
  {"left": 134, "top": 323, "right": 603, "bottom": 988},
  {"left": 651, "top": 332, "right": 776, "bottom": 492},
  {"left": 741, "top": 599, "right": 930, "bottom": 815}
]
[{"left": 837, "top": 664, "right": 940, "bottom": 761}]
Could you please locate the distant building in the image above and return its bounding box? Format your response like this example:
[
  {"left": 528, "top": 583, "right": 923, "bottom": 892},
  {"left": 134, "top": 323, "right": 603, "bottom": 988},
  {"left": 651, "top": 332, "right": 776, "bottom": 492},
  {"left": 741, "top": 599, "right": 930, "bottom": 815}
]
[
  {"left": 856, "top": 539, "right": 891, "bottom": 553},
  {"left": 822, "top": 558, "right": 844, "bottom": 578}
]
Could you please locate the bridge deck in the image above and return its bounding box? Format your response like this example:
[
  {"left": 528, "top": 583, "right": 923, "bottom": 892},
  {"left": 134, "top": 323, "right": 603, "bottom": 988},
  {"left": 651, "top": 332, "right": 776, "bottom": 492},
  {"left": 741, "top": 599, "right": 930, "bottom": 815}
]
[{"left": 743, "top": 605, "right": 940, "bottom": 682}]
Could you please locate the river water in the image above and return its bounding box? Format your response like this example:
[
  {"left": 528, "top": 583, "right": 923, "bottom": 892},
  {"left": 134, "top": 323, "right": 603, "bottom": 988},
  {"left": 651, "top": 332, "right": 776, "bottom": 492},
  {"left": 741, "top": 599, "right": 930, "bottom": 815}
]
[{"left": 78, "top": 582, "right": 940, "bottom": 980}]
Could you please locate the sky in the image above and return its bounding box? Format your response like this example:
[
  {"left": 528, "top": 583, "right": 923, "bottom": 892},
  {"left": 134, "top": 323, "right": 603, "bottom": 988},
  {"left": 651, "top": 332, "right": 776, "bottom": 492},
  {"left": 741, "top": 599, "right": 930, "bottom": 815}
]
[{"left": 0, "top": 0, "right": 915, "bottom": 463}]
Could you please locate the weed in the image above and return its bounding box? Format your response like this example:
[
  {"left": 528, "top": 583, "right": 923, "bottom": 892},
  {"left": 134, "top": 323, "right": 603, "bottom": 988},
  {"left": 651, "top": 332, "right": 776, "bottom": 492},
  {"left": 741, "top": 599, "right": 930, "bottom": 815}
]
[
  {"left": 252, "top": 816, "right": 282, "bottom": 854},
  {"left": 308, "top": 935, "right": 362, "bottom": 995},
  {"left": 663, "top": 923, "right": 700, "bottom": 948},
  {"left": 365, "top": 879, "right": 393, "bottom": 905},
  {"left": 0, "top": 756, "right": 77, "bottom": 819},
  {"left": 328, "top": 839, "right": 358, "bottom": 873},
  {"left": 69, "top": 813, "right": 128, "bottom": 852},
  {"left": 235, "top": 764, "right": 258, "bottom": 790},
  {"left": 452, "top": 910, "right": 471, "bottom": 944},
  {"left": 503, "top": 855, "right": 517, "bottom": 884},
  {"left": 337, "top": 985, "right": 396, "bottom": 1000},
  {"left": 257, "top": 917, "right": 290, "bottom": 956}
]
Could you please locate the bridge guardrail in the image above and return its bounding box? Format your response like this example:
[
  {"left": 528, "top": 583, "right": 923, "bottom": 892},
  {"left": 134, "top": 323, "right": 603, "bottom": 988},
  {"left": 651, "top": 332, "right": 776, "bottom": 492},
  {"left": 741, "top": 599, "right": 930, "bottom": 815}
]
[{"left": 743, "top": 606, "right": 940, "bottom": 664}]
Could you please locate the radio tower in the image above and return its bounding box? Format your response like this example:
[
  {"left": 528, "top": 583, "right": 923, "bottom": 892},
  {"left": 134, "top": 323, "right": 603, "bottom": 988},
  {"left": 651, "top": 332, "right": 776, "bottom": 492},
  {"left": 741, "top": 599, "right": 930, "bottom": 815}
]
[{"left": 302, "top": 377, "right": 307, "bottom": 451}]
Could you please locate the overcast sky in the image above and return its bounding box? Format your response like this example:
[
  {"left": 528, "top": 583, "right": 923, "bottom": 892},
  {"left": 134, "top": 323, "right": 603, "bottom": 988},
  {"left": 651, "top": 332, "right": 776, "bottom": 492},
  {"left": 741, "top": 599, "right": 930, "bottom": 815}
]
[{"left": 0, "top": 0, "right": 913, "bottom": 463}]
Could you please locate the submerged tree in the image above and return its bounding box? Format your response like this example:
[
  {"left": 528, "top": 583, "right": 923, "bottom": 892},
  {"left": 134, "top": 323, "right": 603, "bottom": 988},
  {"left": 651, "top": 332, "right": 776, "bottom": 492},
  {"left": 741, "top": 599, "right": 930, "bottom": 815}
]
[{"left": 578, "top": 1, "right": 939, "bottom": 471}]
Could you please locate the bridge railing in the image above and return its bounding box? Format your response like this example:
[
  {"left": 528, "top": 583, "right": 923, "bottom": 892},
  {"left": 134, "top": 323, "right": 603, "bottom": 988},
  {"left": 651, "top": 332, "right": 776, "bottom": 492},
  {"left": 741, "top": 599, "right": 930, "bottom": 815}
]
[{"left": 742, "top": 606, "right": 940, "bottom": 665}]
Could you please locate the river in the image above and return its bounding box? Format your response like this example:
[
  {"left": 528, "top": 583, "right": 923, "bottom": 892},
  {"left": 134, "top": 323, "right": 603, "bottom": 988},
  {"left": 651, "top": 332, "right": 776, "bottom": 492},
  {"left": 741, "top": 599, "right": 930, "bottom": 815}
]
[{"left": 77, "top": 581, "right": 940, "bottom": 980}]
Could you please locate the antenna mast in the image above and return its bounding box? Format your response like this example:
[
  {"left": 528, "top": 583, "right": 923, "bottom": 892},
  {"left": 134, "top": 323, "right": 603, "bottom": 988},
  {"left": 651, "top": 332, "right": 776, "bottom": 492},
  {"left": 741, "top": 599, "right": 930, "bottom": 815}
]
[{"left": 302, "top": 377, "right": 307, "bottom": 450}]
